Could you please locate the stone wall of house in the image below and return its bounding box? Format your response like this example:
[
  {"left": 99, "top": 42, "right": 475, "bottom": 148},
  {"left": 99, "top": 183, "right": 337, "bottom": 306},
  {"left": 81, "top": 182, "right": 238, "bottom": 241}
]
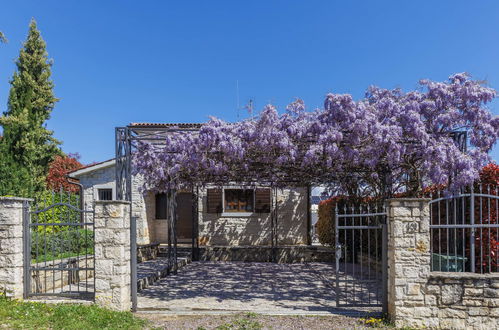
[
  {"left": 75, "top": 164, "right": 309, "bottom": 246},
  {"left": 75, "top": 165, "right": 151, "bottom": 245},
  {"left": 387, "top": 198, "right": 499, "bottom": 328},
  {"left": 197, "top": 187, "right": 308, "bottom": 246}
]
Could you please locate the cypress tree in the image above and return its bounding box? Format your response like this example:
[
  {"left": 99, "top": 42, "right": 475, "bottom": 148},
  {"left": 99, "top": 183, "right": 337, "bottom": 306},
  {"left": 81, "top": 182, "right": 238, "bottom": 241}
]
[{"left": 0, "top": 19, "right": 61, "bottom": 196}]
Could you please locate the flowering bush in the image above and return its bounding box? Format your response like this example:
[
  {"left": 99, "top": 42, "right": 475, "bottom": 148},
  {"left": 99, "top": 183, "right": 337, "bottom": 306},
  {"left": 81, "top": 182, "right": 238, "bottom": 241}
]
[{"left": 134, "top": 74, "right": 498, "bottom": 196}]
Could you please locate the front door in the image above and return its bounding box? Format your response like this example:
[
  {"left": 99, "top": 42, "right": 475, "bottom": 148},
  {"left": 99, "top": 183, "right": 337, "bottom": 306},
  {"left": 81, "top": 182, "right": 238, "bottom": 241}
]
[{"left": 176, "top": 192, "right": 193, "bottom": 240}]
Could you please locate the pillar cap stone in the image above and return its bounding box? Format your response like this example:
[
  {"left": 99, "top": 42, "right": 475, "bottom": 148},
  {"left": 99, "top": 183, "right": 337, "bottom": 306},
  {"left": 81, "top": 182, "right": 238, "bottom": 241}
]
[
  {"left": 429, "top": 272, "right": 499, "bottom": 280},
  {"left": 0, "top": 196, "right": 34, "bottom": 202},
  {"left": 386, "top": 197, "right": 431, "bottom": 202},
  {"left": 94, "top": 200, "right": 131, "bottom": 204}
]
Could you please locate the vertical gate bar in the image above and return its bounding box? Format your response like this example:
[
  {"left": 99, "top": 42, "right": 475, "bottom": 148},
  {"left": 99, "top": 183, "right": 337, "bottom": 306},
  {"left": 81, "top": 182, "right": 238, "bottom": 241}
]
[
  {"left": 191, "top": 187, "right": 196, "bottom": 261},
  {"left": 173, "top": 189, "right": 178, "bottom": 274},
  {"left": 334, "top": 204, "right": 340, "bottom": 307},
  {"left": 488, "top": 185, "right": 491, "bottom": 272},
  {"left": 167, "top": 191, "right": 172, "bottom": 272},
  {"left": 23, "top": 201, "right": 31, "bottom": 298},
  {"left": 470, "top": 185, "right": 476, "bottom": 272},
  {"left": 52, "top": 190, "right": 57, "bottom": 294},
  {"left": 130, "top": 209, "right": 137, "bottom": 310},
  {"left": 374, "top": 205, "right": 379, "bottom": 304},
  {"left": 274, "top": 186, "right": 278, "bottom": 262},
  {"left": 343, "top": 204, "right": 347, "bottom": 305},
  {"left": 479, "top": 184, "right": 483, "bottom": 273},
  {"left": 367, "top": 204, "right": 371, "bottom": 305},
  {"left": 350, "top": 204, "right": 357, "bottom": 301},
  {"left": 381, "top": 207, "right": 388, "bottom": 314},
  {"left": 496, "top": 186, "right": 498, "bottom": 272},
  {"left": 64, "top": 191, "right": 68, "bottom": 294},
  {"left": 92, "top": 209, "right": 96, "bottom": 300},
  {"left": 445, "top": 198, "right": 450, "bottom": 269},
  {"left": 44, "top": 194, "right": 48, "bottom": 295},
  {"left": 454, "top": 195, "right": 457, "bottom": 268},
  {"left": 125, "top": 127, "right": 138, "bottom": 311},
  {"left": 462, "top": 194, "right": 465, "bottom": 271},
  {"left": 438, "top": 190, "right": 442, "bottom": 271}
]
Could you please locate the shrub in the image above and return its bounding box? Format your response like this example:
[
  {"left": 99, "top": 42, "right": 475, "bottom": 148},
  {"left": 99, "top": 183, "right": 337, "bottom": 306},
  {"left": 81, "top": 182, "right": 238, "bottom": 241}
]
[
  {"left": 32, "top": 190, "right": 82, "bottom": 234},
  {"left": 31, "top": 229, "right": 93, "bottom": 262},
  {"left": 316, "top": 196, "right": 355, "bottom": 246}
]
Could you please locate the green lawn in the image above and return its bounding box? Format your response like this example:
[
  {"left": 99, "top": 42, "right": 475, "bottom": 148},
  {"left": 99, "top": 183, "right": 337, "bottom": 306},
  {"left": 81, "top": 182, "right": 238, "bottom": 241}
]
[{"left": 0, "top": 295, "right": 147, "bottom": 329}]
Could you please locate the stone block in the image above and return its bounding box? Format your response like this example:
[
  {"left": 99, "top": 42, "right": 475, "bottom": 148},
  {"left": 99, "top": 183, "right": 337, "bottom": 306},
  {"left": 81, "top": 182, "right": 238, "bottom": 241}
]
[
  {"left": 439, "top": 318, "right": 466, "bottom": 329},
  {"left": 95, "top": 278, "right": 111, "bottom": 291},
  {"left": 95, "top": 259, "right": 114, "bottom": 276},
  {"left": 464, "top": 287, "right": 483, "bottom": 296},
  {"left": 393, "top": 207, "right": 412, "bottom": 218},
  {"left": 438, "top": 308, "right": 467, "bottom": 318},
  {"left": 106, "top": 217, "right": 127, "bottom": 229},
  {"left": 104, "top": 246, "right": 126, "bottom": 260},
  {"left": 407, "top": 283, "right": 421, "bottom": 295},
  {"left": 484, "top": 288, "right": 499, "bottom": 298},
  {"left": 441, "top": 284, "right": 463, "bottom": 305},
  {"left": 463, "top": 299, "right": 483, "bottom": 307}
]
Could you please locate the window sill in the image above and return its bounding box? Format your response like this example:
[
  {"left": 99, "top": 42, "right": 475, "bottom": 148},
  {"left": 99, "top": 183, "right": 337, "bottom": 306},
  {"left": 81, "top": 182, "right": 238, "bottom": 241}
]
[{"left": 221, "top": 212, "right": 254, "bottom": 217}]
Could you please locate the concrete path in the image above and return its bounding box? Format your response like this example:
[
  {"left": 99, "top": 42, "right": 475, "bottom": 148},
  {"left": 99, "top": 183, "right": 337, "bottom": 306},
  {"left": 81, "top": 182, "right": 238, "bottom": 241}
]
[{"left": 137, "top": 261, "right": 379, "bottom": 315}]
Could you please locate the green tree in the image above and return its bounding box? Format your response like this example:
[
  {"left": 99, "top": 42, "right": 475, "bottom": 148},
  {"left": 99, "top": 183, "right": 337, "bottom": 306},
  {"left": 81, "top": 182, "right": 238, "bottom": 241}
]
[
  {"left": 0, "top": 31, "right": 6, "bottom": 43},
  {"left": 0, "top": 19, "right": 61, "bottom": 196}
]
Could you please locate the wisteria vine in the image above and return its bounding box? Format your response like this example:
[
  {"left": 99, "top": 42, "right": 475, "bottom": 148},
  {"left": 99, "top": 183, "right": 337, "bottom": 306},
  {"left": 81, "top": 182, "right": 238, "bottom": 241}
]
[{"left": 133, "top": 73, "right": 499, "bottom": 196}]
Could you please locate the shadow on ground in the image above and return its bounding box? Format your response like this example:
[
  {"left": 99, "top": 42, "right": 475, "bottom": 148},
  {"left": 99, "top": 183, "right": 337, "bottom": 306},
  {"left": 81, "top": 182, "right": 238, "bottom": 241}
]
[{"left": 138, "top": 261, "right": 381, "bottom": 315}]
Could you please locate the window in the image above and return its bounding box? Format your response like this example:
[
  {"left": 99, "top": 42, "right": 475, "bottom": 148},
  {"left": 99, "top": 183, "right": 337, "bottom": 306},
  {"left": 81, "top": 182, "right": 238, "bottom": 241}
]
[
  {"left": 155, "top": 193, "right": 167, "bottom": 219},
  {"left": 206, "top": 188, "right": 271, "bottom": 214},
  {"left": 224, "top": 189, "right": 254, "bottom": 212},
  {"left": 98, "top": 188, "right": 113, "bottom": 201}
]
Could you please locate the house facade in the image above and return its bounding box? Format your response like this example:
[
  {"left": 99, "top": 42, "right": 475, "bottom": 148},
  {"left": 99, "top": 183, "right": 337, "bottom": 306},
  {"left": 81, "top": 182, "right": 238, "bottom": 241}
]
[{"left": 69, "top": 123, "right": 311, "bottom": 247}]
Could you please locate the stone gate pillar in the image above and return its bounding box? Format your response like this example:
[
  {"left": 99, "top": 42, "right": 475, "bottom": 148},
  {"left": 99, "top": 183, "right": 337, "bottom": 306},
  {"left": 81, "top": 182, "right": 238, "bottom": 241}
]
[
  {"left": 386, "top": 198, "right": 432, "bottom": 327},
  {"left": 0, "top": 197, "right": 32, "bottom": 298},
  {"left": 94, "top": 200, "right": 131, "bottom": 311}
]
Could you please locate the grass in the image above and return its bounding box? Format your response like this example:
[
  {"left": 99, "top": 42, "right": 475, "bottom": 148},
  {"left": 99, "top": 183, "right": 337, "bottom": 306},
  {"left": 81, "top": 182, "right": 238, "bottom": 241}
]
[
  {"left": 0, "top": 295, "right": 148, "bottom": 329},
  {"left": 212, "top": 312, "right": 263, "bottom": 330}
]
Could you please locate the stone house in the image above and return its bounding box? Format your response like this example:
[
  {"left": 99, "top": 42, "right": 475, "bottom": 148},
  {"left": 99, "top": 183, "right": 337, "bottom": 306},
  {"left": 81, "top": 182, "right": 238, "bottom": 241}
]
[{"left": 68, "top": 123, "right": 311, "bottom": 247}]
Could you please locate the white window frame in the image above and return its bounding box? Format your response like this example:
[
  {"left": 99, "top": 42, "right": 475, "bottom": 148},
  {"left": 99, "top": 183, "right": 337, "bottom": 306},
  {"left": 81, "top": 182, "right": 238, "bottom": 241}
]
[
  {"left": 221, "top": 187, "right": 255, "bottom": 217},
  {"left": 94, "top": 183, "right": 116, "bottom": 201}
]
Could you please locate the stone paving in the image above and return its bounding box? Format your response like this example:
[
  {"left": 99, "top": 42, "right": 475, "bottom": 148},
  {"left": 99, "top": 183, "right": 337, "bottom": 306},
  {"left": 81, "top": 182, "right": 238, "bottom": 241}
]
[{"left": 138, "top": 261, "right": 380, "bottom": 315}]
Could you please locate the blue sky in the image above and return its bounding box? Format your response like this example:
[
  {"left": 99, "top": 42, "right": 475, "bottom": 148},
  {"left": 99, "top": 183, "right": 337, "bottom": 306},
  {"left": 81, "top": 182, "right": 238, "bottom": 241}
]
[{"left": 1, "top": 1, "right": 499, "bottom": 164}]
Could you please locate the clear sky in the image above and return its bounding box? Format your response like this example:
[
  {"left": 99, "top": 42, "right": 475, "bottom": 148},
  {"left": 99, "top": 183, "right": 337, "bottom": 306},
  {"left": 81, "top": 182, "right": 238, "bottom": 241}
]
[{"left": 1, "top": 1, "right": 499, "bottom": 164}]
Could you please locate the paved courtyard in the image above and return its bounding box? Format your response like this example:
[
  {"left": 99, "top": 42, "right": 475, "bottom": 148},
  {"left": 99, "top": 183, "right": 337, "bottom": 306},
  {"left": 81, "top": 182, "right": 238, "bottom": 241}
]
[{"left": 137, "top": 261, "right": 379, "bottom": 315}]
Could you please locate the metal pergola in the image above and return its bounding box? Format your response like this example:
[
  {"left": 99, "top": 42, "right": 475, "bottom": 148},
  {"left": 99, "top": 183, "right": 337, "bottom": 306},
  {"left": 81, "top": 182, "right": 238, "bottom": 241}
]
[{"left": 115, "top": 123, "right": 468, "bottom": 311}]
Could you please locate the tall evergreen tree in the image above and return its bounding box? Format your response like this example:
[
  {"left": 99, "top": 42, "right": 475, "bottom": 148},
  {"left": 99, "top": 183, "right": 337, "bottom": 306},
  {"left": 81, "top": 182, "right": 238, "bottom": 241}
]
[{"left": 0, "top": 19, "right": 61, "bottom": 196}]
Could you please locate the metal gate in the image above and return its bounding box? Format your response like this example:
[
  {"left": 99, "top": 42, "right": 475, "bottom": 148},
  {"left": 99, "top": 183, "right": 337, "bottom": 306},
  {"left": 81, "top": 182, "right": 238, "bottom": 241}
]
[
  {"left": 335, "top": 203, "right": 387, "bottom": 311},
  {"left": 23, "top": 192, "right": 95, "bottom": 299}
]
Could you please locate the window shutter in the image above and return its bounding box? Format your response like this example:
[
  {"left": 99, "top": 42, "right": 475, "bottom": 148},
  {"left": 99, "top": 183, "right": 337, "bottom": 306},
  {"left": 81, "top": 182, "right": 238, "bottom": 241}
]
[
  {"left": 206, "top": 189, "right": 223, "bottom": 213},
  {"left": 255, "top": 188, "right": 271, "bottom": 213}
]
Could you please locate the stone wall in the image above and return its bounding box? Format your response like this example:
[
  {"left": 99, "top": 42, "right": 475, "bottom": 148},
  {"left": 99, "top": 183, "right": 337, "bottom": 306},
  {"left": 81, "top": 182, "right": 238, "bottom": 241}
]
[
  {"left": 74, "top": 162, "right": 309, "bottom": 247},
  {"left": 94, "top": 201, "right": 131, "bottom": 311},
  {"left": 74, "top": 164, "right": 151, "bottom": 245},
  {"left": 0, "top": 197, "right": 30, "bottom": 298},
  {"left": 31, "top": 256, "right": 94, "bottom": 294},
  {"left": 197, "top": 187, "right": 308, "bottom": 246},
  {"left": 387, "top": 198, "right": 499, "bottom": 328}
]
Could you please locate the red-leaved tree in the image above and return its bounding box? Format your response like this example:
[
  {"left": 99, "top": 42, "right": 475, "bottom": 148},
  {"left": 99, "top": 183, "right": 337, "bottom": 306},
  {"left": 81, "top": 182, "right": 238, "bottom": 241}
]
[{"left": 46, "top": 153, "right": 83, "bottom": 193}]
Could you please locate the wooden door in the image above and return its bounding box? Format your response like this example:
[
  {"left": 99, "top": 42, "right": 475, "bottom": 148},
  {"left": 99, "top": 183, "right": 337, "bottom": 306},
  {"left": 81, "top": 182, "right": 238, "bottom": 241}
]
[{"left": 176, "top": 192, "right": 193, "bottom": 239}]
